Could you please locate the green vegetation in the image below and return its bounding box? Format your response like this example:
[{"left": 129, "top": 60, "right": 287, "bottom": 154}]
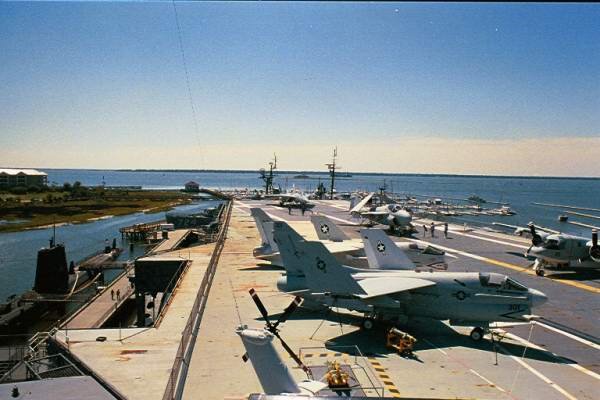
[{"left": 0, "top": 183, "right": 192, "bottom": 232}]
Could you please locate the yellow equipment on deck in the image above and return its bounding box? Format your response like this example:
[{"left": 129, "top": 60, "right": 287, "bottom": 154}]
[
  {"left": 386, "top": 327, "right": 417, "bottom": 355},
  {"left": 325, "top": 360, "right": 350, "bottom": 389}
]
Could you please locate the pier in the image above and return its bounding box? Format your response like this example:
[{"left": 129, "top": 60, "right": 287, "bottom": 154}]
[
  {"left": 62, "top": 267, "right": 134, "bottom": 330},
  {"left": 150, "top": 229, "right": 193, "bottom": 254},
  {"left": 119, "top": 222, "right": 163, "bottom": 241}
]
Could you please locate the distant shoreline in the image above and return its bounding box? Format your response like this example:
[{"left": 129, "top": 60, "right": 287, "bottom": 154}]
[{"left": 31, "top": 168, "right": 600, "bottom": 181}]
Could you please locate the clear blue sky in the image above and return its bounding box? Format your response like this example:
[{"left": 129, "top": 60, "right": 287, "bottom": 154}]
[{"left": 1, "top": 2, "right": 599, "bottom": 175}]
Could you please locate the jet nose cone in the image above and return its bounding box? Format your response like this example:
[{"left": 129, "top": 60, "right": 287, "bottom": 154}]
[{"left": 529, "top": 288, "right": 548, "bottom": 307}]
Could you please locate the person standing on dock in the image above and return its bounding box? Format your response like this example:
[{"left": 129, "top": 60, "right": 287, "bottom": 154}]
[
  {"left": 422, "top": 225, "right": 427, "bottom": 238},
  {"left": 301, "top": 203, "right": 307, "bottom": 216},
  {"left": 111, "top": 289, "right": 115, "bottom": 300},
  {"left": 288, "top": 205, "right": 292, "bottom": 215},
  {"left": 116, "top": 289, "right": 120, "bottom": 301},
  {"left": 430, "top": 222, "right": 435, "bottom": 238},
  {"left": 444, "top": 222, "right": 448, "bottom": 238}
]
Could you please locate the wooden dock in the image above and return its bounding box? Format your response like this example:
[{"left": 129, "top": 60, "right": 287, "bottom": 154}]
[{"left": 119, "top": 221, "right": 163, "bottom": 241}]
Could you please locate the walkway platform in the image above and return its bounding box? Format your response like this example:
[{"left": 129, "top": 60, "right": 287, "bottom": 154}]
[
  {"left": 53, "top": 243, "right": 215, "bottom": 400},
  {"left": 151, "top": 229, "right": 192, "bottom": 254},
  {"left": 63, "top": 270, "right": 134, "bottom": 330}
]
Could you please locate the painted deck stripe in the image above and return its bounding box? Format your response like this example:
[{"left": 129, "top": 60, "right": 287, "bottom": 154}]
[
  {"left": 469, "top": 369, "right": 507, "bottom": 393},
  {"left": 404, "top": 238, "right": 600, "bottom": 294},
  {"left": 498, "top": 330, "right": 600, "bottom": 381},
  {"left": 448, "top": 229, "right": 530, "bottom": 250},
  {"left": 534, "top": 321, "right": 600, "bottom": 351},
  {"left": 497, "top": 342, "right": 579, "bottom": 400}
]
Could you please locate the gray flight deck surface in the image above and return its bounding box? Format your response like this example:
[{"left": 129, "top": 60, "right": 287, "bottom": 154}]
[
  {"left": 229, "top": 200, "right": 599, "bottom": 400},
  {"left": 56, "top": 199, "right": 598, "bottom": 400}
]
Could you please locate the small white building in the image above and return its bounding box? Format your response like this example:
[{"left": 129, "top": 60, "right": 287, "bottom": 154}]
[{"left": 0, "top": 168, "right": 47, "bottom": 188}]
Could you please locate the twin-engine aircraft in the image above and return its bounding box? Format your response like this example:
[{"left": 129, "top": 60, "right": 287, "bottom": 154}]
[
  {"left": 496, "top": 222, "right": 600, "bottom": 276},
  {"left": 525, "top": 225, "right": 600, "bottom": 276},
  {"left": 272, "top": 221, "right": 547, "bottom": 341},
  {"left": 349, "top": 192, "right": 414, "bottom": 234}
]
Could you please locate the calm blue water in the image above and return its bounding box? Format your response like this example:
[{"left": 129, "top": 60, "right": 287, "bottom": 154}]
[
  {"left": 44, "top": 168, "right": 600, "bottom": 232},
  {"left": 0, "top": 200, "right": 221, "bottom": 300},
  {"left": 1, "top": 169, "right": 599, "bottom": 299}
]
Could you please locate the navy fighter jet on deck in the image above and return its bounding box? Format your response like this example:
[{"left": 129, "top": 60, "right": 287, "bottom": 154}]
[
  {"left": 349, "top": 192, "right": 414, "bottom": 234},
  {"left": 273, "top": 221, "right": 547, "bottom": 340}
]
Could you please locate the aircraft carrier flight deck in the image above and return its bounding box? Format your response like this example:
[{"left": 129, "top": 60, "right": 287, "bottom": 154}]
[{"left": 16, "top": 198, "right": 599, "bottom": 400}]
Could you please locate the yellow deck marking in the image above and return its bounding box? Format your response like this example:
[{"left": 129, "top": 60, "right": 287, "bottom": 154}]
[
  {"left": 405, "top": 238, "right": 600, "bottom": 294},
  {"left": 368, "top": 358, "right": 401, "bottom": 397}
]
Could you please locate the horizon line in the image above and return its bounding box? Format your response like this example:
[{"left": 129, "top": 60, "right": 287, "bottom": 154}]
[{"left": 19, "top": 167, "right": 600, "bottom": 181}]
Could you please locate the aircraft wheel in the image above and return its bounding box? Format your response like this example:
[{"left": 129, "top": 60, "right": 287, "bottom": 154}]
[
  {"left": 362, "top": 318, "right": 375, "bottom": 330},
  {"left": 535, "top": 269, "right": 545, "bottom": 277},
  {"left": 470, "top": 327, "right": 485, "bottom": 341}
]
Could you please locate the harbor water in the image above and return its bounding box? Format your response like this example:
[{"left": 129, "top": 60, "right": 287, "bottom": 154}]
[
  {"left": 1, "top": 169, "right": 599, "bottom": 300},
  {"left": 0, "top": 201, "right": 221, "bottom": 300}
]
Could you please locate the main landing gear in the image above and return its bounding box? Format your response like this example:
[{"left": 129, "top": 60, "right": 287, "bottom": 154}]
[
  {"left": 533, "top": 259, "right": 546, "bottom": 277},
  {"left": 362, "top": 317, "right": 375, "bottom": 330},
  {"left": 469, "top": 327, "right": 486, "bottom": 341}
]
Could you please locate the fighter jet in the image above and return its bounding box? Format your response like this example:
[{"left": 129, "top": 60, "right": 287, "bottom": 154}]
[
  {"left": 310, "top": 214, "right": 449, "bottom": 269},
  {"left": 265, "top": 186, "right": 316, "bottom": 211},
  {"left": 349, "top": 192, "right": 414, "bottom": 234},
  {"left": 251, "top": 208, "right": 363, "bottom": 267},
  {"left": 251, "top": 208, "right": 447, "bottom": 269},
  {"left": 273, "top": 221, "right": 548, "bottom": 341}
]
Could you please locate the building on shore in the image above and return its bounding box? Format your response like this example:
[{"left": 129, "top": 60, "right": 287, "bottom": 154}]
[{"left": 0, "top": 168, "right": 47, "bottom": 188}]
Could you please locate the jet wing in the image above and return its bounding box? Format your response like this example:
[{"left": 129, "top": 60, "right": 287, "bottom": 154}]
[
  {"left": 492, "top": 222, "right": 559, "bottom": 235},
  {"left": 323, "top": 240, "right": 363, "bottom": 254},
  {"left": 360, "top": 211, "right": 389, "bottom": 216},
  {"left": 356, "top": 277, "right": 435, "bottom": 299},
  {"left": 350, "top": 192, "right": 374, "bottom": 214},
  {"left": 265, "top": 193, "right": 306, "bottom": 203}
]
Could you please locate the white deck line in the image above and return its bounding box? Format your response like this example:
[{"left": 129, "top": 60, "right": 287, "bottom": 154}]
[
  {"left": 448, "top": 229, "right": 530, "bottom": 250},
  {"left": 496, "top": 342, "right": 579, "bottom": 400},
  {"left": 534, "top": 321, "right": 600, "bottom": 352},
  {"left": 498, "top": 330, "right": 600, "bottom": 381}
]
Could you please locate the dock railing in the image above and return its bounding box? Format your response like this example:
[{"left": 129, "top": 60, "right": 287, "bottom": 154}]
[{"left": 162, "top": 198, "right": 233, "bottom": 400}]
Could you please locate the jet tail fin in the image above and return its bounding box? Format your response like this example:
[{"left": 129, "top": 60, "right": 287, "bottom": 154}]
[
  {"left": 310, "top": 215, "right": 349, "bottom": 242},
  {"left": 360, "top": 228, "right": 416, "bottom": 270},
  {"left": 251, "top": 208, "right": 278, "bottom": 255},
  {"left": 274, "top": 221, "right": 365, "bottom": 295},
  {"left": 271, "top": 221, "right": 308, "bottom": 276}
]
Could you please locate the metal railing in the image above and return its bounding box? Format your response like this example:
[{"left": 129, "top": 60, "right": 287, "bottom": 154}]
[{"left": 162, "top": 199, "right": 233, "bottom": 400}]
